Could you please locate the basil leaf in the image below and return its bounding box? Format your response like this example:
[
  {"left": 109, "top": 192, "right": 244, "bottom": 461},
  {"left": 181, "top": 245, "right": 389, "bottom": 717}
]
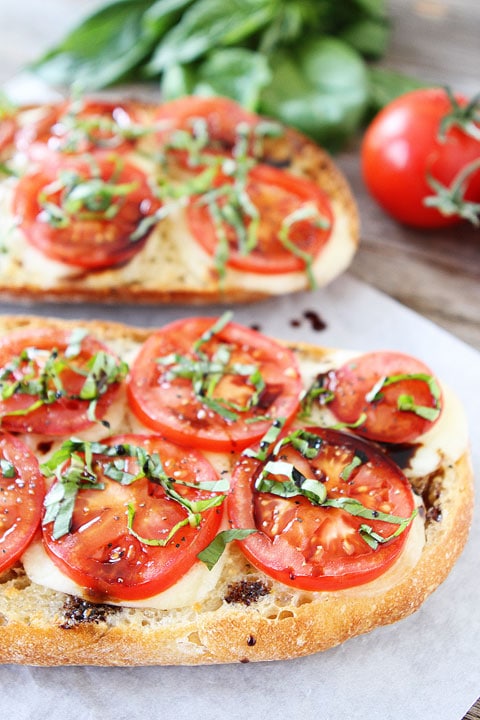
[
  {"left": 339, "top": 17, "right": 389, "bottom": 59},
  {"left": 259, "top": 36, "right": 369, "bottom": 151},
  {"left": 181, "top": 48, "right": 272, "bottom": 110},
  {"left": 197, "top": 528, "right": 256, "bottom": 570},
  {"left": 32, "top": 0, "right": 160, "bottom": 90},
  {"left": 146, "top": 0, "right": 275, "bottom": 74}
]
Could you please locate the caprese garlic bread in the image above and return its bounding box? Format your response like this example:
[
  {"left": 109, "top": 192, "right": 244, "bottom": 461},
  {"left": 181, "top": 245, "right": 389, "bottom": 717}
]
[
  {"left": 0, "top": 314, "right": 473, "bottom": 666},
  {"left": 0, "top": 95, "right": 358, "bottom": 304}
]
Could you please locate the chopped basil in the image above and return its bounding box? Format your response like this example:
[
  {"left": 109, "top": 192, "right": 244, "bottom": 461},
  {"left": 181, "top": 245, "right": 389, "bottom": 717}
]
[
  {"left": 322, "top": 496, "right": 417, "bottom": 528},
  {"left": 277, "top": 204, "right": 330, "bottom": 289},
  {"left": 397, "top": 393, "right": 441, "bottom": 422},
  {"left": 42, "top": 448, "right": 104, "bottom": 540},
  {"left": 339, "top": 452, "right": 366, "bottom": 481},
  {"left": 330, "top": 412, "right": 367, "bottom": 431},
  {"left": 252, "top": 428, "right": 416, "bottom": 548},
  {"left": 65, "top": 328, "right": 89, "bottom": 358},
  {"left": 127, "top": 493, "right": 225, "bottom": 548},
  {"left": 0, "top": 342, "right": 127, "bottom": 424},
  {"left": 193, "top": 310, "right": 232, "bottom": 353},
  {"left": 256, "top": 461, "right": 327, "bottom": 505},
  {"left": 300, "top": 374, "right": 335, "bottom": 417},
  {"left": 197, "top": 528, "right": 257, "bottom": 570},
  {"left": 242, "top": 417, "right": 285, "bottom": 460},
  {"left": 49, "top": 96, "right": 159, "bottom": 153},
  {"left": 272, "top": 428, "right": 323, "bottom": 460},
  {"left": 42, "top": 439, "right": 227, "bottom": 544},
  {"left": 157, "top": 312, "right": 267, "bottom": 422},
  {"left": 127, "top": 503, "right": 192, "bottom": 547},
  {"left": 39, "top": 165, "right": 139, "bottom": 229},
  {"left": 0, "top": 458, "right": 15, "bottom": 478},
  {"left": 364, "top": 371, "right": 442, "bottom": 421},
  {"left": 358, "top": 519, "right": 415, "bottom": 550}
]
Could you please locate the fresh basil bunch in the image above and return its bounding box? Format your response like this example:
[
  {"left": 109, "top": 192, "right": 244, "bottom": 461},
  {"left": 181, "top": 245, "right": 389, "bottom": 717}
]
[{"left": 31, "top": 0, "right": 422, "bottom": 151}]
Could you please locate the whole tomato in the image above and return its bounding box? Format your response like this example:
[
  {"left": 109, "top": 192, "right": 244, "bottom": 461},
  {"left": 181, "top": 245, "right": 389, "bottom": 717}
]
[{"left": 361, "top": 88, "right": 480, "bottom": 228}]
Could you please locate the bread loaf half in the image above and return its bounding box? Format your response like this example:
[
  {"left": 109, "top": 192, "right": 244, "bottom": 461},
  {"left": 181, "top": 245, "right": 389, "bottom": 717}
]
[
  {"left": 0, "top": 314, "right": 473, "bottom": 665},
  {"left": 0, "top": 96, "right": 358, "bottom": 305}
]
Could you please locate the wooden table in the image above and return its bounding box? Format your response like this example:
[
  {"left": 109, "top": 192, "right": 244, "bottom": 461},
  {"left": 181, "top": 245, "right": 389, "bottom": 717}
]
[{"left": 1, "top": 1, "right": 479, "bottom": 717}]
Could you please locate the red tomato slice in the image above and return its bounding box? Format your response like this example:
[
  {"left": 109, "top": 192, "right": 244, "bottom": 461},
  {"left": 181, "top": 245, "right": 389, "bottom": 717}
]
[
  {"left": 0, "top": 432, "right": 45, "bottom": 572},
  {"left": 228, "top": 427, "right": 416, "bottom": 591},
  {"left": 154, "top": 95, "right": 261, "bottom": 157},
  {"left": 127, "top": 316, "right": 302, "bottom": 452},
  {"left": 13, "top": 153, "right": 159, "bottom": 269},
  {"left": 41, "top": 434, "right": 223, "bottom": 600},
  {"left": 187, "top": 163, "right": 333, "bottom": 275},
  {"left": 328, "top": 351, "right": 442, "bottom": 444},
  {"left": 16, "top": 99, "right": 143, "bottom": 159},
  {"left": 0, "top": 327, "right": 124, "bottom": 435}
]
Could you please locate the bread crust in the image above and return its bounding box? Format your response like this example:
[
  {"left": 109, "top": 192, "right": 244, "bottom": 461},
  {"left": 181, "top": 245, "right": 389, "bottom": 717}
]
[
  {"left": 0, "top": 315, "right": 473, "bottom": 666},
  {"left": 0, "top": 102, "right": 359, "bottom": 305}
]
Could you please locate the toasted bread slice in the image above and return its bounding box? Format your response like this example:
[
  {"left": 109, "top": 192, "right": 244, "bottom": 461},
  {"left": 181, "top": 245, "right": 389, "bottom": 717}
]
[
  {"left": 0, "top": 315, "right": 473, "bottom": 665},
  {"left": 0, "top": 99, "right": 358, "bottom": 304}
]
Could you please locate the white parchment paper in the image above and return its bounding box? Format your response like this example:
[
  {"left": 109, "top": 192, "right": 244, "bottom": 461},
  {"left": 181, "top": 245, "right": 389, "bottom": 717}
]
[{"left": 0, "top": 273, "right": 478, "bottom": 720}]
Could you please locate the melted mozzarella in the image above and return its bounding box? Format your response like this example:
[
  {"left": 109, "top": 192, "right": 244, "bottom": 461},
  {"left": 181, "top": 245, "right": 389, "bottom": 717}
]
[{"left": 22, "top": 540, "right": 227, "bottom": 610}]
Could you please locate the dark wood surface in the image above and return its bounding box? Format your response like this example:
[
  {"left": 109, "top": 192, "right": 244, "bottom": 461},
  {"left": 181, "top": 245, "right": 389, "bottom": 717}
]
[{"left": 1, "top": 1, "right": 479, "bottom": 716}]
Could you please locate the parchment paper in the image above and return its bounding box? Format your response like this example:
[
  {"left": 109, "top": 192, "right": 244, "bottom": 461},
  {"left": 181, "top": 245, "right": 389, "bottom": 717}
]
[{"left": 0, "top": 273, "right": 478, "bottom": 720}]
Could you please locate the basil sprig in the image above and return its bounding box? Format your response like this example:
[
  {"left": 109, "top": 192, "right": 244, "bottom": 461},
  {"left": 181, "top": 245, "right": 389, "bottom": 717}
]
[
  {"left": 0, "top": 330, "right": 127, "bottom": 424},
  {"left": 42, "top": 439, "right": 228, "bottom": 543}
]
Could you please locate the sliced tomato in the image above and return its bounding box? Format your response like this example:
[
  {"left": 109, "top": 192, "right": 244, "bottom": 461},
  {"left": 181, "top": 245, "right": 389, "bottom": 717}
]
[
  {"left": 154, "top": 95, "right": 261, "bottom": 159},
  {"left": 127, "top": 316, "right": 302, "bottom": 452},
  {"left": 228, "top": 427, "right": 416, "bottom": 591},
  {"left": 0, "top": 432, "right": 45, "bottom": 572},
  {"left": 187, "top": 163, "right": 333, "bottom": 275},
  {"left": 41, "top": 434, "right": 223, "bottom": 600},
  {"left": 328, "top": 351, "right": 443, "bottom": 444},
  {"left": 16, "top": 99, "right": 143, "bottom": 159},
  {"left": 0, "top": 327, "right": 124, "bottom": 435},
  {"left": 13, "top": 153, "right": 159, "bottom": 269}
]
